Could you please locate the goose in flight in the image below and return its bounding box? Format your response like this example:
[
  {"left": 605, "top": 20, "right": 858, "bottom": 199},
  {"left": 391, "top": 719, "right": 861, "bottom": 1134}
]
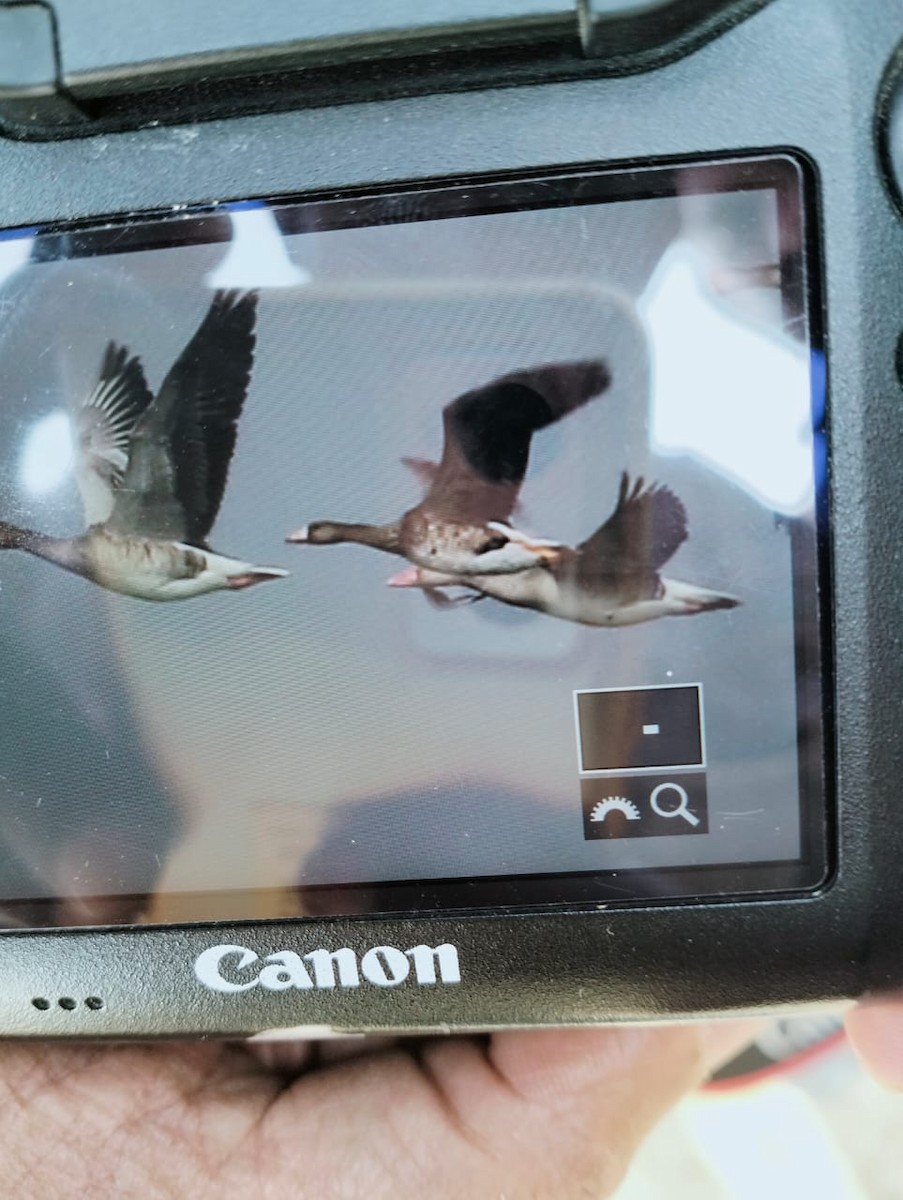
[
  {"left": 287, "top": 360, "right": 611, "bottom": 576},
  {"left": 0, "top": 290, "right": 288, "bottom": 601},
  {"left": 387, "top": 473, "right": 739, "bottom": 626}
]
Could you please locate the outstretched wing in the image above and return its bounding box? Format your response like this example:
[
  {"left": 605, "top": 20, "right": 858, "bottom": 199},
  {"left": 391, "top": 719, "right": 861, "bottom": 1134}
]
[
  {"left": 108, "top": 290, "right": 258, "bottom": 544},
  {"left": 421, "top": 360, "right": 610, "bottom": 523},
  {"left": 576, "top": 473, "right": 688, "bottom": 596},
  {"left": 74, "top": 343, "right": 153, "bottom": 525}
]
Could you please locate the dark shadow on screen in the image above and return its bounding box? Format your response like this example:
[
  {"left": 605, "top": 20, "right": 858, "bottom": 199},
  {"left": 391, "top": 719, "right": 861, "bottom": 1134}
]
[
  {"left": 0, "top": 594, "right": 182, "bottom": 928},
  {"left": 296, "top": 780, "right": 681, "bottom": 917}
]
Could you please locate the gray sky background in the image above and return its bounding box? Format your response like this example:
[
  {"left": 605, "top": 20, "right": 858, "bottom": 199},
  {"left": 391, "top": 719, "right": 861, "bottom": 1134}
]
[{"left": 0, "top": 183, "right": 821, "bottom": 918}]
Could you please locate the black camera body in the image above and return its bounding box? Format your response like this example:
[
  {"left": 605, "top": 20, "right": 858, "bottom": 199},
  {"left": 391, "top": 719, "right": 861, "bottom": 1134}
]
[{"left": 0, "top": 0, "right": 901, "bottom": 1039}]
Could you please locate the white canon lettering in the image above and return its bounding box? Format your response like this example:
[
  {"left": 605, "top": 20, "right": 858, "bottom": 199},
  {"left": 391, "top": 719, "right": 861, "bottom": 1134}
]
[
  {"left": 360, "top": 946, "right": 410, "bottom": 987},
  {"left": 406, "top": 943, "right": 462, "bottom": 985},
  {"left": 304, "top": 948, "right": 360, "bottom": 988},
  {"left": 258, "top": 951, "right": 315, "bottom": 991},
  {"left": 194, "top": 944, "right": 260, "bottom": 993},
  {"left": 194, "top": 941, "right": 463, "bottom": 994}
]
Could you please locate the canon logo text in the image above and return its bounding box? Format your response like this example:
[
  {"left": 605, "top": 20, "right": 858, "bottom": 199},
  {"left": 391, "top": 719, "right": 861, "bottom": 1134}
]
[{"left": 194, "top": 942, "right": 462, "bottom": 993}]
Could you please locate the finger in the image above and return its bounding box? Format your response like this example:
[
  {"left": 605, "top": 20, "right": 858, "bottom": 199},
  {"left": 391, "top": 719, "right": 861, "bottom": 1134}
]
[
  {"left": 260, "top": 1019, "right": 758, "bottom": 1200},
  {"left": 423, "top": 1020, "right": 759, "bottom": 1196},
  {"left": 246, "top": 1020, "right": 752, "bottom": 1085},
  {"left": 486, "top": 1018, "right": 759, "bottom": 1110},
  {"left": 316, "top": 1035, "right": 399, "bottom": 1064},
  {"left": 243, "top": 1034, "right": 398, "bottom": 1075},
  {"left": 243, "top": 1039, "right": 318, "bottom": 1075},
  {"left": 845, "top": 996, "right": 903, "bottom": 1088}
]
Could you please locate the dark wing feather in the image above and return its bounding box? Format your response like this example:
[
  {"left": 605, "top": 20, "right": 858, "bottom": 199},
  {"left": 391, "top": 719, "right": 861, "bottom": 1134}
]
[
  {"left": 422, "top": 360, "right": 610, "bottom": 523},
  {"left": 108, "top": 290, "right": 258, "bottom": 543},
  {"left": 164, "top": 289, "right": 258, "bottom": 543},
  {"left": 576, "top": 473, "right": 688, "bottom": 594}
]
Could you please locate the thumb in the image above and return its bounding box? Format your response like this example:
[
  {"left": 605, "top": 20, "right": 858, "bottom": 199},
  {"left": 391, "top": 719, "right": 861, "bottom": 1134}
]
[{"left": 845, "top": 996, "right": 903, "bottom": 1088}]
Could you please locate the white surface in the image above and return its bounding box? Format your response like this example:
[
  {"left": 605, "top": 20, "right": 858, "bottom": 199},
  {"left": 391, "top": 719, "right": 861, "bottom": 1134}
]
[{"left": 614, "top": 1035, "right": 903, "bottom": 1200}]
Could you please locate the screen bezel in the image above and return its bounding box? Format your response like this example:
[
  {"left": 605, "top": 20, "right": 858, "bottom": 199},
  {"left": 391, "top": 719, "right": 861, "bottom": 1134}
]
[{"left": 0, "top": 150, "right": 832, "bottom": 928}]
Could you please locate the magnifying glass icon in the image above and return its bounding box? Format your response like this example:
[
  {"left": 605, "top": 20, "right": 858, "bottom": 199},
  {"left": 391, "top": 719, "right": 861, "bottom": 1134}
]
[{"left": 649, "top": 782, "right": 700, "bottom": 827}]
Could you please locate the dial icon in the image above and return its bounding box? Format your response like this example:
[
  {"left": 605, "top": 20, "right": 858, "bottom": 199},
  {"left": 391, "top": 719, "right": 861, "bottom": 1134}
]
[{"left": 589, "top": 796, "right": 641, "bottom": 823}]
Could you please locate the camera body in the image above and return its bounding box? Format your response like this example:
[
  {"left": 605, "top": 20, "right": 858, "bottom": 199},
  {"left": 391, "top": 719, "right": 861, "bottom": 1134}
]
[{"left": 0, "top": 0, "right": 901, "bottom": 1039}]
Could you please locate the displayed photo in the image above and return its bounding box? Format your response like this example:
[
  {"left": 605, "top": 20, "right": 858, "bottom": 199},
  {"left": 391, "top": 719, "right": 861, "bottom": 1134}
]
[{"left": 0, "top": 156, "right": 826, "bottom": 925}]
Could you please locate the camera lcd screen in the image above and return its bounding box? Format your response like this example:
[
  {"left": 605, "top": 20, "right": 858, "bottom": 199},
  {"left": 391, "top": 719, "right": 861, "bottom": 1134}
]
[{"left": 0, "top": 154, "right": 827, "bottom": 927}]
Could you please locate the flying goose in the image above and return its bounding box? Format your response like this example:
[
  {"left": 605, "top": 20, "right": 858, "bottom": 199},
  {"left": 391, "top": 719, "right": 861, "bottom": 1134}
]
[
  {"left": 0, "top": 290, "right": 288, "bottom": 601},
  {"left": 287, "top": 359, "right": 611, "bottom": 576},
  {"left": 387, "top": 473, "right": 739, "bottom": 626}
]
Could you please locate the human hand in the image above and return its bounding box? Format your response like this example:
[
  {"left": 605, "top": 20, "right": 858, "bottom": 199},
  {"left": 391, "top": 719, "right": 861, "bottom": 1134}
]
[
  {"left": 846, "top": 996, "right": 903, "bottom": 1089},
  {"left": 0, "top": 1021, "right": 753, "bottom": 1199}
]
